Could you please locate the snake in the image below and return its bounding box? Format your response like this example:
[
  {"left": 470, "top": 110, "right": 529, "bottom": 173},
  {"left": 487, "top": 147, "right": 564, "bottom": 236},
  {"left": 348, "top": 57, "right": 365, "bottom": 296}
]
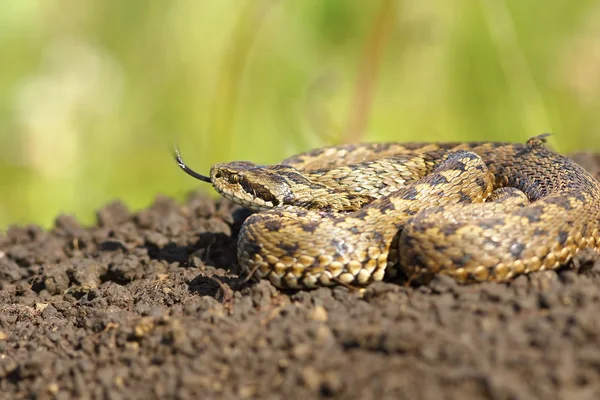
[{"left": 174, "top": 135, "right": 600, "bottom": 289}]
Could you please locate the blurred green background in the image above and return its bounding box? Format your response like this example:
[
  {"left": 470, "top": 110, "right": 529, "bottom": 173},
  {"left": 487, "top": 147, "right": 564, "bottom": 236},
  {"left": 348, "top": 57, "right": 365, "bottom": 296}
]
[{"left": 1, "top": 0, "right": 599, "bottom": 230}]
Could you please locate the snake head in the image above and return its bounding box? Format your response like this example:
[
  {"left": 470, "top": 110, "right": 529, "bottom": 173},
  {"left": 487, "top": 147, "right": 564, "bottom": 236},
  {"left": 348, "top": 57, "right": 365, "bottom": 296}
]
[
  {"left": 174, "top": 149, "right": 297, "bottom": 210},
  {"left": 209, "top": 162, "right": 303, "bottom": 211}
]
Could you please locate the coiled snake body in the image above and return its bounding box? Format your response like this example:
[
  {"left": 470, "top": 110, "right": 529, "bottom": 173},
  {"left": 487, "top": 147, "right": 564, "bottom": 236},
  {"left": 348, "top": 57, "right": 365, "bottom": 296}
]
[{"left": 175, "top": 136, "right": 600, "bottom": 289}]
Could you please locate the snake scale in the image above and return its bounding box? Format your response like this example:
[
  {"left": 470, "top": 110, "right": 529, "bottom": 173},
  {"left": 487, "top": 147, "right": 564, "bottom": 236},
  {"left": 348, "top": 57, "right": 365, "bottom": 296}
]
[{"left": 175, "top": 135, "right": 600, "bottom": 289}]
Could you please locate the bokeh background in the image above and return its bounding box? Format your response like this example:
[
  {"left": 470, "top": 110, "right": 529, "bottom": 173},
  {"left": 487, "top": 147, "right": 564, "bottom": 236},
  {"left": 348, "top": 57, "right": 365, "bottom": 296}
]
[{"left": 1, "top": 0, "right": 600, "bottom": 230}]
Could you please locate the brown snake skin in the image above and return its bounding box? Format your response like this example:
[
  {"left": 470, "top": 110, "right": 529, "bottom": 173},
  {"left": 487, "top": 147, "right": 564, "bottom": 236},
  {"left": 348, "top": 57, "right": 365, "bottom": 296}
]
[{"left": 175, "top": 135, "right": 600, "bottom": 289}]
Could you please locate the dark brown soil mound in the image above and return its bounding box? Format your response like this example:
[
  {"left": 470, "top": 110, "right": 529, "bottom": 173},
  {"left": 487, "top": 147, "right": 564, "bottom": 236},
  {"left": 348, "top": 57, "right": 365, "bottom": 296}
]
[{"left": 1, "top": 153, "right": 599, "bottom": 400}]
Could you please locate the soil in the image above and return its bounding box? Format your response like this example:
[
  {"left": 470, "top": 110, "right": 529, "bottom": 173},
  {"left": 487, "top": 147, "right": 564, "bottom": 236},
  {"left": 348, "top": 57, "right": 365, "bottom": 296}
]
[{"left": 1, "top": 152, "right": 600, "bottom": 400}]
